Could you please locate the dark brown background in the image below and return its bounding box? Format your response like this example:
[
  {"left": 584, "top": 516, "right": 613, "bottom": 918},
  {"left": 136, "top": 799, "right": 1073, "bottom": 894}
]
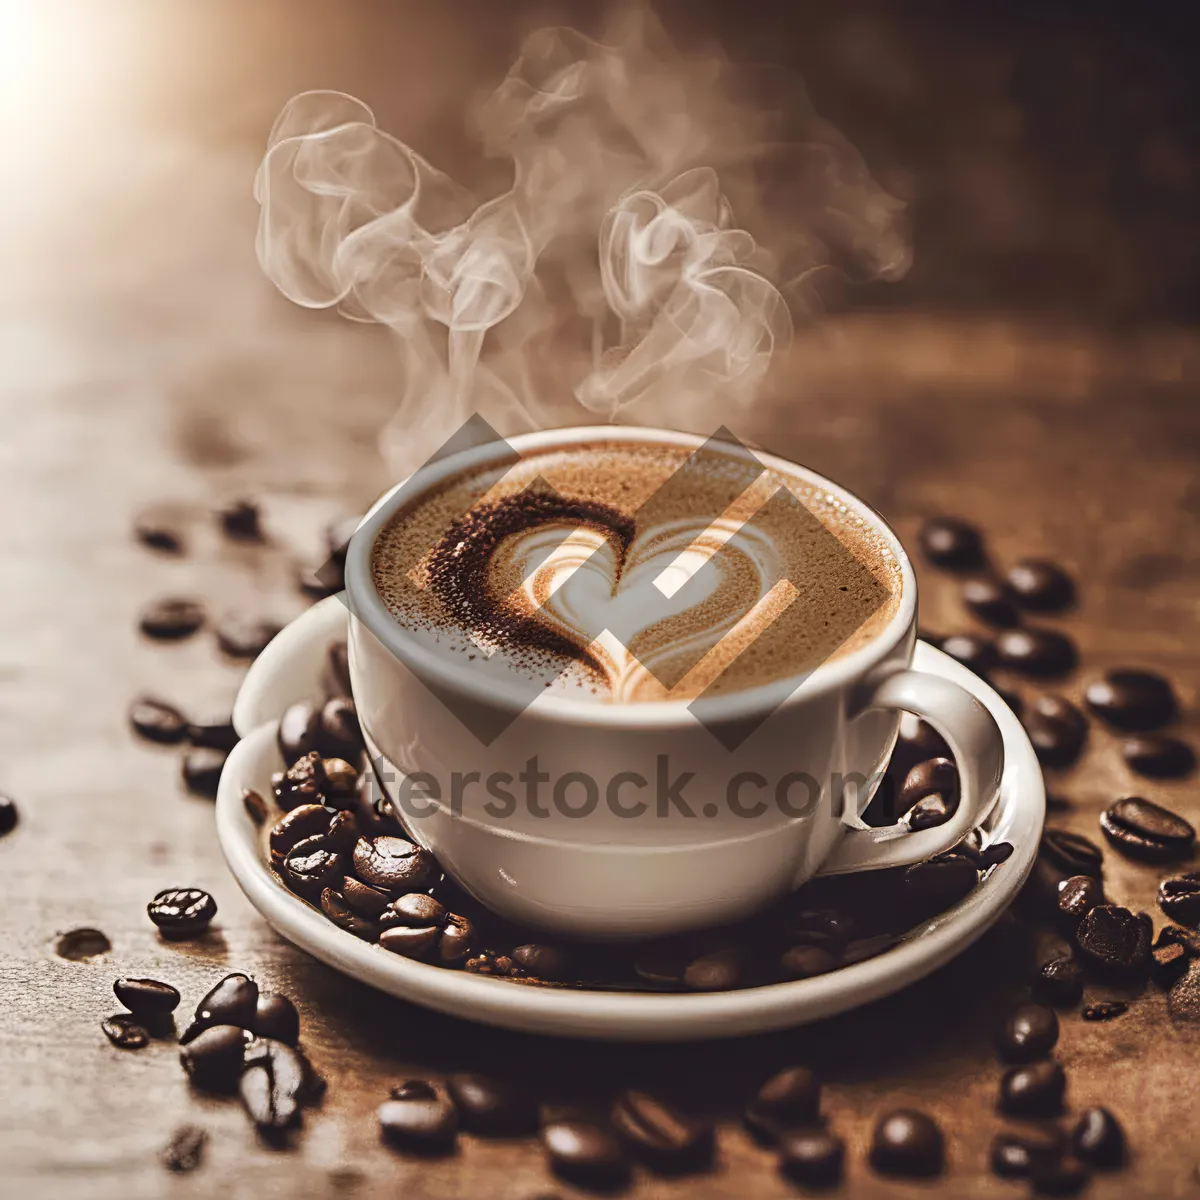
[{"left": 1, "top": 1, "right": 1197, "bottom": 1197}]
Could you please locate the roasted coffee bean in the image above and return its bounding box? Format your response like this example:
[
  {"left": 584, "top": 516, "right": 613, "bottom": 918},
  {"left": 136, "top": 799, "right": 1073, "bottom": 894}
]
[
  {"left": 102, "top": 1014, "right": 149, "bottom": 1049},
  {"left": 904, "top": 854, "right": 979, "bottom": 914},
  {"left": 147, "top": 887, "right": 217, "bottom": 938},
  {"left": 324, "top": 640, "right": 352, "bottom": 698},
  {"left": 134, "top": 510, "right": 184, "bottom": 554},
  {"left": 278, "top": 702, "right": 320, "bottom": 766},
  {"left": 139, "top": 597, "right": 206, "bottom": 640},
  {"left": 961, "top": 576, "right": 1020, "bottom": 627},
  {"left": 683, "top": 946, "right": 743, "bottom": 992},
  {"left": 185, "top": 715, "right": 238, "bottom": 752},
  {"left": 218, "top": 498, "right": 262, "bottom": 540},
  {"left": 1040, "top": 829, "right": 1103, "bottom": 879},
  {"left": 282, "top": 836, "right": 346, "bottom": 900},
  {"left": 352, "top": 836, "right": 435, "bottom": 894},
  {"left": 512, "top": 943, "right": 571, "bottom": 982},
  {"left": 869, "top": 1109, "right": 944, "bottom": 1177},
  {"left": 1155, "top": 924, "right": 1200, "bottom": 957},
  {"left": 1150, "top": 941, "right": 1189, "bottom": 988},
  {"left": 129, "top": 696, "right": 188, "bottom": 744},
  {"left": 940, "top": 632, "right": 996, "bottom": 676},
  {"left": 274, "top": 751, "right": 328, "bottom": 810},
  {"left": 996, "top": 628, "right": 1078, "bottom": 678},
  {"left": 611, "top": 1090, "right": 711, "bottom": 1169},
  {"left": 182, "top": 973, "right": 259, "bottom": 1042},
  {"left": 1076, "top": 905, "right": 1151, "bottom": 976},
  {"left": 919, "top": 516, "right": 983, "bottom": 569},
  {"left": 114, "top": 977, "right": 180, "bottom": 1018},
  {"left": 1024, "top": 696, "right": 1088, "bottom": 769},
  {"left": 780, "top": 944, "right": 838, "bottom": 979},
  {"left": 0, "top": 794, "right": 19, "bottom": 838},
  {"left": 1158, "top": 874, "right": 1200, "bottom": 925},
  {"left": 325, "top": 808, "right": 361, "bottom": 852},
  {"left": 901, "top": 757, "right": 959, "bottom": 809},
  {"left": 779, "top": 1128, "right": 845, "bottom": 1188},
  {"left": 1122, "top": 734, "right": 1195, "bottom": 779},
  {"left": 214, "top": 615, "right": 281, "bottom": 661},
  {"left": 378, "top": 1095, "right": 458, "bottom": 1153},
  {"left": 390, "top": 1079, "right": 437, "bottom": 1101},
  {"left": 317, "top": 697, "right": 364, "bottom": 762},
  {"left": 181, "top": 748, "right": 227, "bottom": 798},
  {"left": 1082, "top": 1000, "right": 1127, "bottom": 1021},
  {"left": 1072, "top": 1107, "right": 1124, "bottom": 1168},
  {"left": 1085, "top": 669, "right": 1177, "bottom": 731},
  {"left": 1006, "top": 559, "right": 1075, "bottom": 612},
  {"left": 1100, "top": 796, "right": 1195, "bottom": 862},
  {"left": 543, "top": 1120, "right": 630, "bottom": 1190},
  {"left": 381, "top": 892, "right": 446, "bottom": 928},
  {"left": 998, "top": 1004, "right": 1059, "bottom": 1062},
  {"left": 893, "top": 715, "right": 952, "bottom": 780},
  {"left": 465, "top": 950, "right": 515, "bottom": 977},
  {"left": 54, "top": 927, "right": 110, "bottom": 960},
  {"left": 252, "top": 993, "right": 300, "bottom": 1046},
  {"left": 980, "top": 841, "right": 1015, "bottom": 869},
  {"left": 990, "top": 1127, "right": 1064, "bottom": 1178},
  {"left": 239, "top": 1039, "right": 308, "bottom": 1134},
  {"left": 999, "top": 1060, "right": 1067, "bottom": 1116},
  {"left": 180, "top": 1024, "right": 252, "bottom": 1092},
  {"left": 1034, "top": 955, "right": 1084, "bottom": 1007},
  {"left": 447, "top": 1073, "right": 539, "bottom": 1136},
  {"left": 1030, "top": 1155, "right": 1090, "bottom": 1196},
  {"left": 161, "top": 1125, "right": 207, "bottom": 1173},
  {"left": 269, "top": 805, "right": 339, "bottom": 867},
  {"left": 378, "top": 924, "right": 441, "bottom": 959},
  {"left": 322, "top": 757, "right": 359, "bottom": 803},
  {"left": 1057, "top": 875, "right": 1106, "bottom": 926},
  {"left": 744, "top": 1066, "right": 820, "bottom": 1145},
  {"left": 320, "top": 889, "right": 381, "bottom": 939},
  {"left": 341, "top": 875, "right": 393, "bottom": 918}
]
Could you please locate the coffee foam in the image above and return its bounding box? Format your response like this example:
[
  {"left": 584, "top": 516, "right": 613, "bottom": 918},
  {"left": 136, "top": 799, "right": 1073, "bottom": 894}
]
[{"left": 371, "top": 440, "right": 902, "bottom": 703}]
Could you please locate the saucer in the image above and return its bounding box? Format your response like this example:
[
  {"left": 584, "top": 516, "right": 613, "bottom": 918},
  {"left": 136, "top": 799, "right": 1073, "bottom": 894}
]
[{"left": 219, "top": 597, "right": 1044, "bottom": 1041}]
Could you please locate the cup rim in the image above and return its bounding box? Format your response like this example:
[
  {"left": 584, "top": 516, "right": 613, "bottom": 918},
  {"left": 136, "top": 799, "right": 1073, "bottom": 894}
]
[{"left": 345, "top": 425, "right": 916, "bottom": 729}]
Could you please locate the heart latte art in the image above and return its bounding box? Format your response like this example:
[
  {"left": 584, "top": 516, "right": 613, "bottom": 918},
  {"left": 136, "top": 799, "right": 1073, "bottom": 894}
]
[{"left": 373, "top": 440, "right": 901, "bottom": 703}]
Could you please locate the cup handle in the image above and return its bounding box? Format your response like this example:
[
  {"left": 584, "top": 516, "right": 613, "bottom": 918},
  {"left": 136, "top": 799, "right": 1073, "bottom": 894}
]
[{"left": 815, "top": 667, "right": 1005, "bottom": 875}]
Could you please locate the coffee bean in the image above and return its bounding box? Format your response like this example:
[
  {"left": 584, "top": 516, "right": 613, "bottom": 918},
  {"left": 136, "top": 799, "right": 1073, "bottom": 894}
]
[
  {"left": 893, "top": 714, "right": 952, "bottom": 779},
  {"left": 181, "top": 1024, "right": 252, "bottom": 1092},
  {"left": 1040, "top": 829, "right": 1103, "bottom": 878},
  {"left": 269, "top": 805, "right": 339, "bottom": 868},
  {"left": 903, "top": 854, "right": 979, "bottom": 914},
  {"left": 181, "top": 748, "right": 227, "bottom": 797},
  {"left": 215, "top": 615, "right": 281, "bottom": 660},
  {"left": 542, "top": 1120, "right": 629, "bottom": 1189},
  {"left": 186, "top": 715, "right": 239, "bottom": 752},
  {"left": 182, "top": 973, "right": 259, "bottom": 1042},
  {"left": 1122, "top": 734, "right": 1195, "bottom": 779},
  {"left": 341, "top": 875, "right": 393, "bottom": 918},
  {"left": 1156, "top": 924, "right": 1200, "bottom": 957},
  {"left": 0, "top": 794, "right": 19, "bottom": 838},
  {"left": 1030, "top": 1154, "right": 1090, "bottom": 1196},
  {"left": 1150, "top": 941, "right": 1189, "bottom": 988},
  {"left": 323, "top": 640, "right": 352, "bottom": 698},
  {"left": 1100, "top": 796, "right": 1195, "bottom": 862},
  {"left": 999, "top": 1060, "right": 1067, "bottom": 1116},
  {"left": 1076, "top": 905, "right": 1151, "bottom": 976},
  {"left": 161, "top": 1125, "right": 207, "bottom": 1173},
  {"left": 320, "top": 889, "right": 381, "bottom": 939},
  {"left": 380, "top": 892, "right": 446, "bottom": 928},
  {"left": 282, "top": 836, "right": 347, "bottom": 900},
  {"left": 512, "top": 943, "right": 571, "bottom": 982},
  {"left": 322, "top": 757, "right": 359, "bottom": 802},
  {"left": 390, "top": 1080, "right": 437, "bottom": 1101},
  {"left": 901, "top": 757, "right": 959, "bottom": 809},
  {"left": 317, "top": 697, "right": 364, "bottom": 762},
  {"left": 990, "top": 1127, "right": 1064, "bottom": 1178},
  {"left": 869, "top": 1109, "right": 944, "bottom": 1177},
  {"left": 129, "top": 696, "right": 188, "bottom": 744},
  {"left": 996, "top": 628, "right": 1077, "bottom": 678},
  {"left": 779, "top": 1128, "right": 845, "bottom": 1188},
  {"left": 139, "top": 597, "right": 206, "bottom": 640},
  {"left": 447, "top": 1073, "right": 539, "bottom": 1136},
  {"left": 1159, "top": 874, "right": 1200, "bottom": 925},
  {"left": 102, "top": 1014, "right": 149, "bottom": 1049},
  {"left": 780, "top": 944, "right": 839, "bottom": 979},
  {"left": 465, "top": 950, "right": 516, "bottom": 977},
  {"left": 352, "top": 836, "right": 435, "bottom": 895},
  {"left": 1057, "top": 875, "right": 1106, "bottom": 926},
  {"left": 218, "top": 498, "right": 262, "bottom": 541},
  {"left": 919, "top": 517, "right": 984, "bottom": 569},
  {"left": 1085, "top": 669, "right": 1177, "bottom": 731},
  {"left": 940, "top": 632, "right": 996, "bottom": 676},
  {"left": 1034, "top": 955, "right": 1084, "bottom": 1007},
  {"left": 961, "top": 576, "right": 1020, "bottom": 627},
  {"left": 1005, "top": 559, "right": 1074, "bottom": 612},
  {"left": 378, "top": 1095, "right": 458, "bottom": 1154},
  {"left": 378, "top": 924, "right": 441, "bottom": 959},
  {"left": 1082, "top": 1000, "right": 1127, "bottom": 1021},
  {"left": 252, "top": 993, "right": 300, "bottom": 1046},
  {"left": 239, "top": 1038, "right": 308, "bottom": 1134},
  {"left": 1024, "top": 695, "right": 1088, "bottom": 769},
  {"left": 147, "top": 887, "right": 217, "bottom": 939},
  {"left": 54, "top": 927, "right": 110, "bottom": 960},
  {"left": 114, "top": 977, "right": 180, "bottom": 1018},
  {"left": 683, "top": 946, "right": 743, "bottom": 992},
  {"left": 998, "top": 1003, "right": 1059, "bottom": 1062},
  {"left": 437, "top": 915, "right": 478, "bottom": 963},
  {"left": 1072, "top": 1107, "right": 1124, "bottom": 1168},
  {"left": 744, "top": 1066, "right": 820, "bottom": 1145},
  {"left": 980, "top": 841, "right": 1015, "bottom": 869},
  {"left": 611, "top": 1090, "right": 711, "bottom": 1169},
  {"left": 134, "top": 510, "right": 185, "bottom": 555}
]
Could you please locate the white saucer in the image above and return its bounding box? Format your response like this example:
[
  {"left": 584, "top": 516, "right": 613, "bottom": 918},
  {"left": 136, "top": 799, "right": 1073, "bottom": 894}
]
[{"left": 219, "top": 597, "right": 1044, "bottom": 1041}]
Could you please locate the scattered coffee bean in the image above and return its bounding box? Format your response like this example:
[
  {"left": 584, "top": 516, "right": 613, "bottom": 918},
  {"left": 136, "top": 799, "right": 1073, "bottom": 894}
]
[
  {"left": 1156, "top": 924, "right": 1200, "bottom": 958},
  {"left": 0, "top": 794, "right": 18, "bottom": 837},
  {"left": 1040, "top": 829, "right": 1103, "bottom": 878},
  {"left": 779, "top": 1128, "right": 845, "bottom": 1188},
  {"left": 1085, "top": 669, "right": 1177, "bottom": 731},
  {"left": 543, "top": 1120, "right": 630, "bottom": 1190},
  {"left": 1057, "top": 875, "right": 1106, "bottom": 926},
  {"left": 180, "top": 1024, "right": 252, "bottom": 1092},
  {"left": 161, "top": 1124, "right": 207, "bottom": 1173},
  {"left": 999, "top": 1060, "right": 1067, "bottom": 1116},
  {"left": 114, "top": 977, "right": 180, "bottom": 1018},
  {"left": 1034, "top": 955, "right": 1085, "bottom": 1007},
  {"left": 316, "top": 697, "right": 364, "bottom": 762},
  {"left": 352, "top": 836, "right": 435, "bottom": 895},
  {"left": 1030, "top": 1154, "right": 1090, "bottom": 1196},
  {"left": 1122, "top": 734, "right": 1195, "bottom": 779},
  {"left": 391, "top": 1079, "right": 437, "bottom": 1101},
  {"left": 611, "top": 1089, "right": 711, "bottom": 1170},
  {"left": 378, "top": 1094, "right": 458, "bottom": 1154},
  {"left": 139, "top": 597, "right": 206, "bottom": 640},
  {"left": 512, "top": 943, "right": 572, "bottom": 982},
  {"left": 239, "top": 1038, "right": 308, "bottom": 1134},
  {"left": 1150, "top": 940, "right": 1189, "bottom": 988},
  {"left": 282, "top": 835, "right": 347, "bottom": 901},
  {"left": 181, "top": 748, "right": 227, "bottom": 797},
  {"left": 218, "top": 498, "right": 262, "bottom": 541},
  {"left": 185, "top": 715, "right": 238, "bottom": 752},
  {"left": 129, "top": 696, "right": 188, "bottom": 744},
  {"left": 996, "top": 628, "right": 1078, "bottom": 678},
  {"left": 1100, "top": 796, "right": 1195, "bottom": 862},
  {"left": 134, "top": 510, "right": 185, "bottom": 554},
  {"left": 182, "top": 973, "right": 259, "bottom": 1042},
  {"left": 1082, "top": 1000, "right": 1127, "bottom": 1021},
  {"left": 961, "top": 576, "right": 1020, "bottom": 627},
  {"left": 1024, "top": 695, "right": 1088, "bottom": 769},
  {"left": 214, "top": 614, "right": 281, "bottom": 660},
  {"left": 54, "top": 927, "right": 110, "bottom": 960},
  {"left": 998, "top": 1003, "right": 1059, "bottom": 1062},
  {"left": 242, "top": 787, "right": 268, "bottom": 825},
  {"left": 102, "top": 1014, "right": 149, "bottom": 1049},
  {"left": 252, "top": 993, "right": 300, "bottom": 1046},
  {"left": 780, "top": 944, "right": 839, "bottom": 979},
  {"left": 447, "top": 1073, "right": 539, "bottom": 1136},
  {"left": 869, "top": 1109, "right": 944, "bottom": 1177},
  {"left": 940, "top": 632, "right": 996, "bottom": 676},
  {"left": 989, "top": 1127, "right": 1064, "bottom": 1178},
  {"left": 744, "top": 1066, "right": 820, "bottom": 1145},
  {"left": 919, "top": 517, "right": 984, "bottom": 569},
  {"left": 683, "top": 946, "right": 744, "bottom": 991},
  {"left": 1072, "top": 1107, "right": 1124, "bottom": 1168},
  {"left": 147, "top": 887, "right": 217, "bottom": 939},
  {"left": 1006, "top": 559, "right": 1075, "bottom": 612},
  {"left": 1076, "top": 905, "right": 1151, "bottom": 976},
  {"left": 1158, "top": 874, "right": 1200, "bottom": 926}
]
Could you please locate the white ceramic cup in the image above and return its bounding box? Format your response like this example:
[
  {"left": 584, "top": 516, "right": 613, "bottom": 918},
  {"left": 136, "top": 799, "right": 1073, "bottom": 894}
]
[{"left": 344, "top": 426, "right": 1004, "bottom": 938}]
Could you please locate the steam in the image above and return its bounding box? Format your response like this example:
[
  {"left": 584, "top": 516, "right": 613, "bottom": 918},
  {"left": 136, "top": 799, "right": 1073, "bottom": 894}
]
[{"left": 254, "top": 7, "right": 911, "bottom": 473}]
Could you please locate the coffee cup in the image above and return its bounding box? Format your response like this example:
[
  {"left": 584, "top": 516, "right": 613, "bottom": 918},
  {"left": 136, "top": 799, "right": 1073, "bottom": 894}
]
[{"left": 344, "top": 425, "right": 1003, "bottom": 938}]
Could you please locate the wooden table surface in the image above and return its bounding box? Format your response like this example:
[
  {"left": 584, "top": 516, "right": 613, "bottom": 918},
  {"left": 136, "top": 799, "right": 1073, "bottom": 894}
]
[{"left": 1, "top": 3, "right": 1197, "bottom": 1197}]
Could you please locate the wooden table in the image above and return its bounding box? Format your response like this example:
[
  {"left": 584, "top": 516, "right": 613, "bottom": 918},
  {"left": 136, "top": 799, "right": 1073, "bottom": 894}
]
[{"left": 1, "top": 3, "right": 1197, "bottom": 1197}]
